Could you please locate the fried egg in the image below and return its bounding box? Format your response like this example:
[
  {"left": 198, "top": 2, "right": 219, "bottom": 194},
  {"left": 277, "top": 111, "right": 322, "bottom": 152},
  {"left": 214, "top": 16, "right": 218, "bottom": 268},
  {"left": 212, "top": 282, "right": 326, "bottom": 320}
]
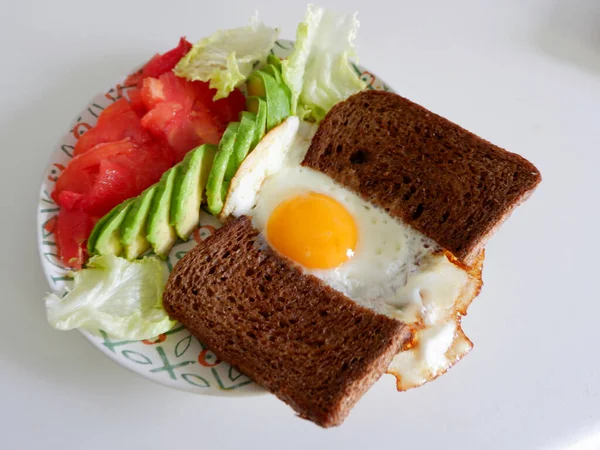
[{"left": 222, "top": 116, "right": 483, "bottom": 390}]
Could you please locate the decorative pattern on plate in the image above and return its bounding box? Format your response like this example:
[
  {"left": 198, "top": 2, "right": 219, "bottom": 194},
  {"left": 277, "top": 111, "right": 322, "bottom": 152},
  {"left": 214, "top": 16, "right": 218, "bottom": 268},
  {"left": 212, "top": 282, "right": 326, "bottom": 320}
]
[{"left": 37, "top": 39, "right": 391, "bottom": 395}]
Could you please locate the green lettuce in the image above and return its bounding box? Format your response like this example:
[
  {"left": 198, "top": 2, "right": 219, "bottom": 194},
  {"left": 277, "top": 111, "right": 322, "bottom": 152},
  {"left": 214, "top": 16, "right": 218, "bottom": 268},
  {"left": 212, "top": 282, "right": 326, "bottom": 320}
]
[
  {"left": 282, "top": 5, "right": 366, "bottom": 122},
  {"left": 45, "top": 255, "right": 175, "bottom": 340},
  {"left": 175, "top": 15, "right": 278, "bottom": 100}
]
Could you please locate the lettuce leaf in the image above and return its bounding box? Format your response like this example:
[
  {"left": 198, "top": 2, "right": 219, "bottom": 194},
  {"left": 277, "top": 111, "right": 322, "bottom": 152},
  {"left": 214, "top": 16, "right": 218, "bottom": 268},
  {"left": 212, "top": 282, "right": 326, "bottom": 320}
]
[
  {"left": 45, "top": 255, "right": 175, "bottom": 340},
  {"left": 175, "top": 15, "right": 278, "bottom": 100},
  {"left": 282, "top": 5, "right": 366, "bottom": 122}
]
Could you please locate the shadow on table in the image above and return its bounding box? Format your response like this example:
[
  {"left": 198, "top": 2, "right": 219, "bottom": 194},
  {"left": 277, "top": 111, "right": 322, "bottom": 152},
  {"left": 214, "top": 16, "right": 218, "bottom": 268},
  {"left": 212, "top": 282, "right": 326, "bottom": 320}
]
[
  {"left": 535, "top": 0, "right": 600, "bottom": 73},
  {"left": 1, "top": 50, "right": 169, "bottom": 399}
]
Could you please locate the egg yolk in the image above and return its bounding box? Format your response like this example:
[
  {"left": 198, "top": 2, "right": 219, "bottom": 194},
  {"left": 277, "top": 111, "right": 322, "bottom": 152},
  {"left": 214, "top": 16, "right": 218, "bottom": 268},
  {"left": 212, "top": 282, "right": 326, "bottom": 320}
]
[{"left": 266, "top": 192, "right": 357, "bottom": 269}]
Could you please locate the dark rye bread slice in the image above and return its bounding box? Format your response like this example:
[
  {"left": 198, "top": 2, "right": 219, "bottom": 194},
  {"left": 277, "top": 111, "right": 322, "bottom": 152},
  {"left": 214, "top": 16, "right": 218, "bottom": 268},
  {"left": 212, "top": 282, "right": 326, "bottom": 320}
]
[
  {"left": 163, "top": 216, "right": 410, "bottom": 427},
  {"left": 302, "top": 90, "right": 541, "bottom": 266}
]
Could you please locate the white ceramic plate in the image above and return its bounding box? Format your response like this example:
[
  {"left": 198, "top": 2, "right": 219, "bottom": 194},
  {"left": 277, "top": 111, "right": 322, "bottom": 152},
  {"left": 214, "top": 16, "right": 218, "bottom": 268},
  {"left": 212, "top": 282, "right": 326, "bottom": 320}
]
[{"left": 37, "top": 39, "right": 392, "bottom": 395}]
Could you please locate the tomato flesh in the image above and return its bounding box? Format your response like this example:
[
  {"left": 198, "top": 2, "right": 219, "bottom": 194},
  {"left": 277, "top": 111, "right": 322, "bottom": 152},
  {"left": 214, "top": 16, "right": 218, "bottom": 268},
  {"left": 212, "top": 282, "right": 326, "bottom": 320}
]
[{"left": 55, "top": 209, "right": 94, "bottom": 270}]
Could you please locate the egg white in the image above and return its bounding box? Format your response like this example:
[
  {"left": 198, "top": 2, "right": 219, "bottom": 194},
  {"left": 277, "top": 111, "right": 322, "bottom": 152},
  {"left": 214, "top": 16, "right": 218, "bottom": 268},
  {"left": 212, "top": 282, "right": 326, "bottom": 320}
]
[{"left": 223, "top": 116, "right": 482, "bottom": 390}]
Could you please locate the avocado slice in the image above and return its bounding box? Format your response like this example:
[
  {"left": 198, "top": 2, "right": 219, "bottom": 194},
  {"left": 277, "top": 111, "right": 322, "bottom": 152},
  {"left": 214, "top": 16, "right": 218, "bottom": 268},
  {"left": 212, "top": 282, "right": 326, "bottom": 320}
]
[
  {"left": 267, "top": 54, "right": 282, "bottom": 71},
  {"left": 206, "top": 123, "right": 239, "bottom": 215},
  {"left": 262, "top": 64, "right": 283, "bottom": 84},
  {"left": 225, "top": 112, "right": 257, "bottom": 180},
  {"left": 92, "top": 199, "right": 134, "bottom": 257},
  {"left": 147, "top": 167, "right": 179, "bottom": 259},
  {"left": 119, "top": 185, "right": 157, "bottom": 260},
  {"left": 87, "top": 202, "right": 123, "bottom": 256},
  {"left": 246, "top": 97, "right": 267, "bottom": 149},
  {"left": 246, "top": 70, "right": 290, "bottom": 131},
  {"left": 171, "top": 144, "right": 217, "bottom": 239}
]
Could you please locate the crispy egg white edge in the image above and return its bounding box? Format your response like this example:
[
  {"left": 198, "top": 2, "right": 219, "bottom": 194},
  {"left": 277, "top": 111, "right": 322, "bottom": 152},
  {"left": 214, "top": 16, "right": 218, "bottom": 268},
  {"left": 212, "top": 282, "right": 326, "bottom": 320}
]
[{"left": 220, "top": 117, "right": 482, "bottom": 391}]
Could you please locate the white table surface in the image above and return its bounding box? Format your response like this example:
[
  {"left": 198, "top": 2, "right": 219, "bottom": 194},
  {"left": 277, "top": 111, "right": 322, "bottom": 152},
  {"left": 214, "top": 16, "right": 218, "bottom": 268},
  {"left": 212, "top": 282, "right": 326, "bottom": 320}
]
[{"left": 2, "top": 0, "right": 599, "bottom": 448}]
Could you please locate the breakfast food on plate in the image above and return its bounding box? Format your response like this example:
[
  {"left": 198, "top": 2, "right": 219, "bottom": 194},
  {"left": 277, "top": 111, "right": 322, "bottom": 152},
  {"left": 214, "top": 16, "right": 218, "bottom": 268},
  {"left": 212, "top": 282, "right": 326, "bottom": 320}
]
[
  {"left": 164, "top": 216, "right": 411, "bottom": 427},
  {"left": 43, "top": 4, "right": 541, "bottom": 428}
]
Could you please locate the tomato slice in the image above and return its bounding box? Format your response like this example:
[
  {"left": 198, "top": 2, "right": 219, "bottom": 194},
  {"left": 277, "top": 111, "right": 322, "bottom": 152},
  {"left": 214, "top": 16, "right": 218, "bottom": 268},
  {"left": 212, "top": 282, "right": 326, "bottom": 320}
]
[
  {"left": 53, "top": 138, "right": 138, "bottom": 202},
  {"left": 55, "top": 208, "right": 94, "bottom": 270},
  {"left": 212, "top": 88, "right": 246, "bottom": 125},
  {"left": 53, "top": 138, "right": 172, "bottom": 216},
  {"left": 127, "top": 87, "right": 147, "bottom": 117},
  {"left": 73, "top": 99, "right": 154, "bottom": 156},
  {"left": 140, "top": 72, "right": 245, "bottom": 162},
  {"left": 57, "top": 191, "right": 84, "bottom": 210},
  {"left": 125, "top": 37, "right": 192, "bottom": 86}
]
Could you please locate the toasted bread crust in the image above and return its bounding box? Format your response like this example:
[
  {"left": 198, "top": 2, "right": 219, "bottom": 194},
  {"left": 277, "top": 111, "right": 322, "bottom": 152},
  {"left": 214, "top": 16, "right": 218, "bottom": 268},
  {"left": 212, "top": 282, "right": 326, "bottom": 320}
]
[
  {"left": 163, "top": 216, "right": 410, "bottom": 427},
  {"left": 302, "top": 91, "right": 541, "bottom": 265}
]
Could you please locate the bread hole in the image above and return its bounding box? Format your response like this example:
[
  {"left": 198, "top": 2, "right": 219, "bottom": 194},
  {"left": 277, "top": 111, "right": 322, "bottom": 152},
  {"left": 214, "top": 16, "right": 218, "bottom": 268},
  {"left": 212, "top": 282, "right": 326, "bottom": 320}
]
[
  {"left": 441, "top": 211, "right": 450, "bottom": 224},
  {"left": 324, "top": 144, "right": 333, "bottom": 157},
  {"left": 465, "top": 192, "right": 472, "bottom": 199},
  {"left": 222, "top": 250, "right": 230, "bottom": 259},
  {"left": 192, "top": 288, "right": 199, "bottom": 296},
  {"left": 259, "top": 310, "right": 270, "bottom": 319},
  {"left": 205, "top": 256, "right": 211, "bottom": 263},
  {"left": 403, "top": 190, "right": 414, "bottom": 201},
  {"left": 289, "top": 318, "right": 298, "bottom": 325},
  {"left": 264, "top": 274, "right": 272, "bottom": 281},
  {"left": 258, "top": 285, "right": 266, "bottom": 293},
  {"left": 279, "top": 321, "right": 288, "bottom": 329},
  {"left": 319, "top": 310, "right": 328, "bottom": 317},
  {"left": 232, "top": 244, "right": 240, "bottom": 252},
  {"left": 208, "top": 266, "right": 216, "bottom": 275},
  {"left": 341, "top": 362, "right": 349, "bottom": 371},
  {"left": 246, "top": 331, "right": 257, "bottom": 340},
  {"left": 227, "top": 339, "right": 234, "bottom": 346},
  {"left": 312, "top": 338, "right": 325, "bottom": 347},
  {"left": 402, "top": 175, "right": 411, "bottom": 184},
  {"left": 236, "top": 304, "right": 245, "bottom": 312},
  {"left": 414, "top": 125, "right": 421, "bottom": 134},
  {"left": 513, "top": 172, "right": 520, "bottom": 181},
  {"left": 192, "top": 302, "right": 199, "bottom": 311},
  {"left": 336, "top": 144, "right": 343, "bottom": 154},
  {"left": 412, "top": 203, "right": 425, "bottom": 220},
  {"left": 206, "top": 287, "right": 214, "bottom": 297},
  {"left": 220, "top": 276, "right": 227, "bottom": 282},
  {"left": 248, "top": 297, "right": 255, "bottom": 303},
  {"left": 208, "top": 320, "right": 215, "bottom": 328},
  {"left": 227, "top": 296, "right": 236, "bottom": 303},
  {"left": 349, "top": 150, "right": 368, "bottom": 165},
  {"left": 245, "top": 268, "right": 255, "bottom": 276},
  {"left": 343, "top": 119, "right": 349, "bottom": 126},
  {"left": 277, "top": 297, "right": 285, "bottom": 303}
]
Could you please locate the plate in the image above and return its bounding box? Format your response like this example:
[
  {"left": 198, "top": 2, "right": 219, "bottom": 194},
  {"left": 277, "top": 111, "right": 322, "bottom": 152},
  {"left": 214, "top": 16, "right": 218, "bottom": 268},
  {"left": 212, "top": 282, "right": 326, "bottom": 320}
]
[{"left": 37, "top": 39, "right": 392, "bottom": 395}]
